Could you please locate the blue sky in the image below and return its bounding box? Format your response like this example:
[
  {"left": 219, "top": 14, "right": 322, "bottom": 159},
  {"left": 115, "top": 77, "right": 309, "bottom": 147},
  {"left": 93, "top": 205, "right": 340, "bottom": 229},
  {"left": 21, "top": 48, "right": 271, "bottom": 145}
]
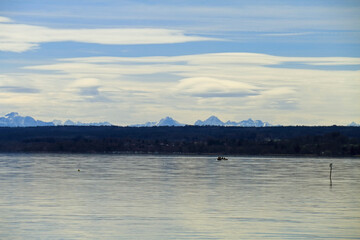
[{"left": 0, "top": 0, "right": 359, "bottom": 125}]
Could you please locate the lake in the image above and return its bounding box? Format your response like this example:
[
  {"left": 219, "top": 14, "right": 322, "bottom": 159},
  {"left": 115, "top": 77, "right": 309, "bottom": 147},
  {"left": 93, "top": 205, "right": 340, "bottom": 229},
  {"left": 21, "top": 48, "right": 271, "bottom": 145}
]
[{"left": 0, "top": 154, "right": 359, "bottom": 239}]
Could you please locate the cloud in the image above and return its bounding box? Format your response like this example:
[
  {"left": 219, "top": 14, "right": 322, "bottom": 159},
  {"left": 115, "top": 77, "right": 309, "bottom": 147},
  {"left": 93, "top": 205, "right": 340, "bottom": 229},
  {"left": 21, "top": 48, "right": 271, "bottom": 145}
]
[
  {"left": 79, "top": 86, "right": 99, "bottom": 96},
  {"left": 0, "top": 17, "right": 217, "bottom": 52},
  {"left": 53, "top": 53, "right": 360, "bottom": 68},
  {"left": 0, "top": 86, "right": 40, "bottom": 93},
  {"left": 78, "top": 86, "right": 111, "bottom": 102},
  {"left": 69, "top": 78, "right": 100, "bottom": 88},
  {"left": 0, "top": 16, "right": 12, "bottom": 23},
  {"left": 262, "top": 87, "right": 296, "bottom": 96},
  {"left": 175, "top": 77, "right": 259, "bottom": 98},
  {"left": 261, "top": 32, "right": 314, "bottom": 37},
  {"left": 65, "top": 78, "right": 111, "bottom": 102},
  {"left": 0, "top": 42, "right": 38, "bottom": 52},
  {"left": 305, "top": 59, "right": 360, "bottom": 66}
]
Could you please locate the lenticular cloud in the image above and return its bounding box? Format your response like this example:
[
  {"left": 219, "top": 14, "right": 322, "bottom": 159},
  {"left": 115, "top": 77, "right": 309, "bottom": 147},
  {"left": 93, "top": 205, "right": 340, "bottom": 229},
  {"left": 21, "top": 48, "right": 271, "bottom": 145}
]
[{"left": 0, "top": 17, "right": 216, "bottom": 52}]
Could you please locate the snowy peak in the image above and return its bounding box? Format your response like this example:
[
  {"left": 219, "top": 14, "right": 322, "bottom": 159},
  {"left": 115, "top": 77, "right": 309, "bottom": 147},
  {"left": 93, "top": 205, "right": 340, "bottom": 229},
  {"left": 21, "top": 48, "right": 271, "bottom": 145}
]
[
  {"left": 349, "top": 122, "right": 360, "bottom": 127},
  {"left": 5, "top": 112, "right": 19, "bottom": 118},
  {"left": 194, "top": 116, "right": 271, "bottom": 127},
  {"left": 60, "top": 119, "right": 111, "bottom": 126},
  {"left": 0, "top": 112, "right": 53, "bottom": 127},
  {"left": 195, "top": 115, "right": 224, "bottom": 126},
  {"left": 0, "top": 112, "right": 112, "bottom": 127},
  {"left": 157, "top": 116, "right": 184, "bottom": 126},
  {"left": 131, "top": 117, "right": 185, "bottom": 127},
  {"left": 131, "top": 121, "right": 157, "bottom": 127},
  {"left": 238, "top": 118, "right": 271, "bottom": 127}
]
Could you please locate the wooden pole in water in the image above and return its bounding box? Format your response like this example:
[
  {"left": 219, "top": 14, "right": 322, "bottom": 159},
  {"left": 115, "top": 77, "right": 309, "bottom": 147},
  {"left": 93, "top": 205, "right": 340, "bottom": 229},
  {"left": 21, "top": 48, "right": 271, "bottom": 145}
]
[{"left": 329, "top": 163, "right": 333, "bottom": 186}]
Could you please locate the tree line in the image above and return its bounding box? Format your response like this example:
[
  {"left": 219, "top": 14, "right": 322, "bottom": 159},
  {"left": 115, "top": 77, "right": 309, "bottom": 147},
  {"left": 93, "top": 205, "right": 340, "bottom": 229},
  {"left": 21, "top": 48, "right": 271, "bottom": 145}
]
[{"left": 0, "top": 126, "right": 359, "bottom": 156}]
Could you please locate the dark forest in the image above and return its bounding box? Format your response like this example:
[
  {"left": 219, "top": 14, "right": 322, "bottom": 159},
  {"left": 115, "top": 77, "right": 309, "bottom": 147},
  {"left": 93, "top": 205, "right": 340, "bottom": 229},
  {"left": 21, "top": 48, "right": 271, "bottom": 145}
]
[{"left": 0, "top": 126, "right": 359, "bottom": 156}]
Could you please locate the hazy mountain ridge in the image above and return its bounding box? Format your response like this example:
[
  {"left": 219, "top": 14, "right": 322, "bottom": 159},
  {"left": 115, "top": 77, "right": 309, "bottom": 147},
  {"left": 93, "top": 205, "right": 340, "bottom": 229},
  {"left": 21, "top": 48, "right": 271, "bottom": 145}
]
[
  {"left": 133, "top": 115, "right": 360, "bottom": 127},
  {"left": 1, "top": 112, "right": 359, "bottom": 127},
  {"left": 194, "top": 115, "right": 272, "bottom": 127},
  {"left": 133, "top": 115, "right": 272, "bottom": 127},
  {"left": 0, "top": 112, "right": 112, "bottom": 127}
]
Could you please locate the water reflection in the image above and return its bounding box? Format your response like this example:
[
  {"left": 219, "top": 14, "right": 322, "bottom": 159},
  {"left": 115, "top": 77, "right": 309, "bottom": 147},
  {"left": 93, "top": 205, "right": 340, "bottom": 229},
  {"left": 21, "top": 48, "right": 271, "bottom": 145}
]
[{"left": 0, "top": 154, "right": 359, "bottom": 239}]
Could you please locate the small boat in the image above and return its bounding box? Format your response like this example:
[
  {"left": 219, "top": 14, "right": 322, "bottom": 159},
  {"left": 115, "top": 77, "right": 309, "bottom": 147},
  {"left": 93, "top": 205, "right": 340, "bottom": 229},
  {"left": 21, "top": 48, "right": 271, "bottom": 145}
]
[{"left": 217, "top": 156, "right": 228, "bottom": 161}]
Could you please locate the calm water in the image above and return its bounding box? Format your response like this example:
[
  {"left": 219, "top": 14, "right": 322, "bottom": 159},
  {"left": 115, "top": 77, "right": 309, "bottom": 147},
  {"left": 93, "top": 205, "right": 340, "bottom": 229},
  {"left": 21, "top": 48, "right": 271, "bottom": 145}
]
[{"left": 0, "top": 154, "right": 359, "bottom": 240}]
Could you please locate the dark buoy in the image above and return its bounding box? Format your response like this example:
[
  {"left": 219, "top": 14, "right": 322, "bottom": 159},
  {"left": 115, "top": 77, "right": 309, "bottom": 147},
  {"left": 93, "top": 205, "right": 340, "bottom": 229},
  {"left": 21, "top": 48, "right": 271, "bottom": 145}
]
[
  {"left": 329, "top": 163, "right": 333, "bottom": 186},
  {"left": 217, "top": 156, "right": 228, "bottom": 161},
  {"left": 78, "top": 169, "right": 80, "bottom": 172}
]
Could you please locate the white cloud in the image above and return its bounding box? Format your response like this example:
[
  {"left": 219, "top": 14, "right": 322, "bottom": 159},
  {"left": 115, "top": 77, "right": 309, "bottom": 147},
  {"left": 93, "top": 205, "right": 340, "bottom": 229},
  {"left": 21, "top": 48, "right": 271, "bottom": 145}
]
[
  {"left": 69, "top": 78, "right": 100, "bottom": 88},
  {"left": 0, "top": 16, "right": 12, "bottom": 22},
  {"left": 261, "top": 32, "right": 315, "bottom": 37},
  {"left": 0, "top": 42, "right": 38, "bottom": 53},
  {"left": 54, "top": 53, "right": 360, "bottom": 67},
  {"left": 262, "top": 87, "right": 296, "bottom": 96},
  {"left": 0, "top": 17, "right": 217, "bottom": 52},
  {"left": 306, "top": 59, "right": 360, "bottom": 66},
  {"left": 175, "top": 77, "right": 259, "bottom": 98}
]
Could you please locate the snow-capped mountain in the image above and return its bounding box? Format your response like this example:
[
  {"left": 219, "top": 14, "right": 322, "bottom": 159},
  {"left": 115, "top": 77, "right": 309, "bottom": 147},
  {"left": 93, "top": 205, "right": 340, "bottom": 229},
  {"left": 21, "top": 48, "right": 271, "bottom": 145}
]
[
  {"left": 131, "top": 121, "right": 158, "bottom": 127},
  {"left": 348, "top": 122, "right": 360, "bottom": 127},
  {"left": 0, "top": 112, "right": 54, "bottom": 127},
  {"left": 133, "top": 116, "right": 272, "bottom": 127},
  {"left": 131, "top": 117, "right": 184, "bottom": 127},
  {"left": 0, "top": 112, "right": 112, "bottom": 127},
  {"left": 60, "top": 120, "right": 111, "bottom": 126},
  {"left": 237, "top": 118, "right": 272, "bottom": 127},
  {"left": 194, "top": 116, "right": 225, "bottom": 126},
  {"left": 157, "top": 116, "right": 184, "bottom": 126},
  {"left": 194, "top": 116, "right": 271, "bottom": 127}
]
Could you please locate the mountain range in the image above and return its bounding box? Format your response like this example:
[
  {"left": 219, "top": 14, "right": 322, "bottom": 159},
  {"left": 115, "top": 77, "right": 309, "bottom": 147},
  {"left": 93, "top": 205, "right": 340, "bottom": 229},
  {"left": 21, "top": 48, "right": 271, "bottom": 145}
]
[
  {"left": 0, "top": 112, "right": 112, "bottom": 127},
  {"left": 194, "top": 115, "right": 272, "bottom": 127},
  {"left": 132, "top": 115, "right": 271, "bottom": 127},
  {"left": 132, "top": 115, "right": 360, "bottom": 127},
  {"left": 1, "top": 112, "right": 359, "bottom": 127}
]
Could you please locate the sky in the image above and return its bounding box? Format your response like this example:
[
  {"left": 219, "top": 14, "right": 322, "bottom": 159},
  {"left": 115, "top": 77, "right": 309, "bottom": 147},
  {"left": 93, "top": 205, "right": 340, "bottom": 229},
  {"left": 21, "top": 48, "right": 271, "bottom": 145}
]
[{"left": 0, "top": 0, "right": 359, "bottom": 126}]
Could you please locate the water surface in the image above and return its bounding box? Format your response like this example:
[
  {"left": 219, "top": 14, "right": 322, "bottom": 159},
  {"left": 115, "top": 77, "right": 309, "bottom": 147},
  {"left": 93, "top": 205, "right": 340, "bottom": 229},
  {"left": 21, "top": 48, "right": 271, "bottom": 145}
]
[{"left": 0, "top": 154, "right": 359, "bottom": 239}]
